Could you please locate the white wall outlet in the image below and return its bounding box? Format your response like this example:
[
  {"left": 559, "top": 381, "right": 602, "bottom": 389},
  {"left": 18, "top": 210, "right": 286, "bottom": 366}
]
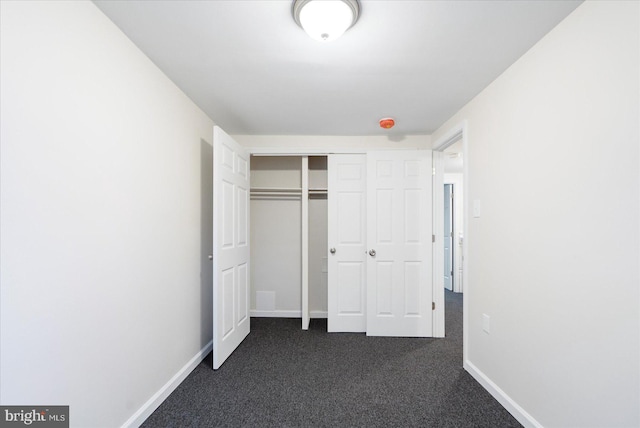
[{"left": 482, "top": 313, "right": 490, "bottom": 334}]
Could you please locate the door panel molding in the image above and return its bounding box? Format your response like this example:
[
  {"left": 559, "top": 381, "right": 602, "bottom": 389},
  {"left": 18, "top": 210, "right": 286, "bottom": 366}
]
[
  {"left": 327, "top": 154, "right": 367, "bottom": 332},
  {"left": 213, "top": 126, "right": 250, "bottom": 369},
  {"left": 366, "top": 150, "right": 433, "bottom": 337}
]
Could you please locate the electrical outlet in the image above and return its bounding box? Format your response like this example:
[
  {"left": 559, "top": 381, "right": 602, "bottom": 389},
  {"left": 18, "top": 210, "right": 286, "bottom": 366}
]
[{"left": 482, "top": 314, "right": 490, "bottom": 334}]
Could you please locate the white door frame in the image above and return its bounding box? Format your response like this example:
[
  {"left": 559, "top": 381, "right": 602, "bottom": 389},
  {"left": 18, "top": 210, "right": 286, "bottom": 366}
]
[{"left": 432, "top": 121, "right": 468, "bottom": 347}]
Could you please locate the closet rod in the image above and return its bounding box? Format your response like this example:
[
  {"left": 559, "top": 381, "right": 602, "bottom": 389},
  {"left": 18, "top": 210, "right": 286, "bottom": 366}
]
[
  {"left": 250, "top": 187, "right": 302, "bottom": 200},
  {"left": 250, "top": 195, "right": 301, "bottom": 201},
  {"left": 250, "top": 187, "right": 301, "bottom": 192}
]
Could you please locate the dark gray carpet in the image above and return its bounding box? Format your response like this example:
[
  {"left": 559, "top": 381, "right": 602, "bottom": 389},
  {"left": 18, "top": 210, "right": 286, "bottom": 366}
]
[{"left": 142, "top": 291, "right": 521, "bottom": 427}]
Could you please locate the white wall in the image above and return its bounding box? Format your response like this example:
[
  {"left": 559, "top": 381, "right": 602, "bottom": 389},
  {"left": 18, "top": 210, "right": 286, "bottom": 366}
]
[
  {"left": 251, "top": 198, "right": 302, "bottom": 312},
  {"left": 250, "top": 156, "right": 302, "bottom": 318},
  {"left": 249, "top": 156, "right": 328, "bottom": 317},
  {"left": 433, "top": 2, "right": 639, "bottom": 427},
  {"left": 308, "top": 156, "right": 328, "bottom": 316},
  {"left": 0, "top": 2, "right": 214, "bottom": 427},
  {"left": 233, "top": 134, "right": 431, "bottom": 152},
  {"left": 250, "top": 157, "right": 302, "bottom": 315}
]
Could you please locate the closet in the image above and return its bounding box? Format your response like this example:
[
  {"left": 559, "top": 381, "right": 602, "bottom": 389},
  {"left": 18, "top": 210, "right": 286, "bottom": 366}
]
[
  {"left": 249, "top": 155, "right": 328, "bottom": 329},
  {"left": 248, "top": 152, "right": 433, "bottom": 335}
]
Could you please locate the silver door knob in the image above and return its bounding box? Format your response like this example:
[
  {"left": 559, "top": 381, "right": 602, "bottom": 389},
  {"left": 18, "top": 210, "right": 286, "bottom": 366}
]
[
  {"left": 369, "top": 249, "right": 376, "bottom": 257},
  {"left": 330, "top": 248, "right": 336, "bottom": 254},
  {"left": 208, "top": 254, "right": 213, "bottom": 260}
]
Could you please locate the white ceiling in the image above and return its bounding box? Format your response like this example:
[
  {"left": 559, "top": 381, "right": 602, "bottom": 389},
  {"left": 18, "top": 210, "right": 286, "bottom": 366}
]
[{"left": 94, "top": 0, "right": 581, "bottom": 136}]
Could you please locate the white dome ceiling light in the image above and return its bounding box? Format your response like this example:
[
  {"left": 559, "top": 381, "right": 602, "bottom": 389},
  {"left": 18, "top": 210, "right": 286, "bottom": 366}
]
[{"left": 292, "top": 0, "right": 360, "bottom": 42}]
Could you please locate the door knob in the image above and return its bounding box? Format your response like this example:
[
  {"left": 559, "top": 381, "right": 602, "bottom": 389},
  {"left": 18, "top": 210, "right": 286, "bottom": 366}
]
[
  {"left": 369, "top": 249, "right": 376, "bottom": 257},
  {"left": 330, "top": 248, "right": 336, "bottom": 254},
  {"left": 208, "top": 254, "right": 213, "bottom": 260}
]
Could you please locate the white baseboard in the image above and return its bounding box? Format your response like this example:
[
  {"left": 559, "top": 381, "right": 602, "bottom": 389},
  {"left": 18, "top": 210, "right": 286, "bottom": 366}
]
[
  {"left": 250, "top": 310, "right": 328, "bottom": 319},
  {"left": 122, "top": 340, "right": 213, "bottom": 428},
  {"left": 310, "top": 311, "right": 327, "bottom": 319},
  {"left": 251, "top": 310, "right": 301, "bottom": 318},
  {"left": 464, "top": 360, "right": 542, "bottom": 428}
]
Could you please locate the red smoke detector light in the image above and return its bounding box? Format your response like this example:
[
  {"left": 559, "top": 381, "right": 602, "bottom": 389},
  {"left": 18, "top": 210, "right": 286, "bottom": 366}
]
[{"left": 379, "top": 118, "right": 395, "bottom": 129}]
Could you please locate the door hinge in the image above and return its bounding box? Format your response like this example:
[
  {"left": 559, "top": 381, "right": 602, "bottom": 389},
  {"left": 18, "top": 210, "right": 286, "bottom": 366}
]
[
  {"left": 451, "top": 270, "right": 454, "bottom": 276},
  {"left": 432, "top": 167, "right": 436, "bottom": 175},
  {"left": 432, "top": 302, "right": 436, "bottom": 310},
  {"left": 451, "top": 192, "right": 454, "bottom": 199},
  {"left": 432, "top": 234, "right": 435, "bottom": 243}
]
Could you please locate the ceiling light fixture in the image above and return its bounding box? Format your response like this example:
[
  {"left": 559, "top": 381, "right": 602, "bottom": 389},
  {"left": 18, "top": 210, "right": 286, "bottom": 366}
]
[{"left": 292, "top": 0, "right": 360, "bottom": 42}]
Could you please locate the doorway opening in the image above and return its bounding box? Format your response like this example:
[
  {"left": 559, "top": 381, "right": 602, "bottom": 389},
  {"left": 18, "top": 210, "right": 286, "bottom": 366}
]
[
  {"left": 432, "top": 122, "right": 467, "bottom": 355},
  {"left": 443, "top": 141, "right": 464, "bottom": 294}
]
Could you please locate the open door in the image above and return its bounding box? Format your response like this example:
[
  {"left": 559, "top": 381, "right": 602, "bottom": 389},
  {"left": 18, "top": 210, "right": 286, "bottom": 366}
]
[
  {"left": 327, "top": 154, "right": 367, "bottom": 332},
  {"left": 366, "top": 150, "right": 433, "bottom": 337},
  {"left": 212, "top": 126, "right": 250, "bottom": 369}
]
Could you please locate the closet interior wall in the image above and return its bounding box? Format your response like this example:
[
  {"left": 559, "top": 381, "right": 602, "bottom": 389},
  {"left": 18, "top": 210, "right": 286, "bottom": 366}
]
[
  {"left": 249, "top": 155, "right": 328, "bottom": 319},
  {"left": 308, "top": 156, "right": 328, "bottom": 318}
]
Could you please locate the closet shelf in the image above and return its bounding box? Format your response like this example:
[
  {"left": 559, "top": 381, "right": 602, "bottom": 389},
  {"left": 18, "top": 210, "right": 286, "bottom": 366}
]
[{"left": 250, "top": 187, "right": 302, "bottom": 201}]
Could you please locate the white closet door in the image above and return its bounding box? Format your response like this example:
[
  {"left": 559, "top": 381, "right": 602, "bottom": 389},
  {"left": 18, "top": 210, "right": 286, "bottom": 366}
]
[
  {"left": 366, "top": 151, "right": 433, "bottom": 337},
  {"left": 327, "top": 154, "right": 367, "bottom": 332},
  {"left": 212, "top": 126, "right": 250, "bottom": 369}
]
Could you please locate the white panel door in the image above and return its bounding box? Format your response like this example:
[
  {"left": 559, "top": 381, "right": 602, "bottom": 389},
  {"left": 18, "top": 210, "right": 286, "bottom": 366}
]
[
  {"left": 444, "top": 184, "right": 453, "bottom": 291},
  {"left": 366, "top": 151, "right": 433, "bottom": 337},
  {"left": 327, "top": 154, "right": 367, "bottom": 332},
  {"left": 212, "top": 126, "right": 250, "bottom": 369}
]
